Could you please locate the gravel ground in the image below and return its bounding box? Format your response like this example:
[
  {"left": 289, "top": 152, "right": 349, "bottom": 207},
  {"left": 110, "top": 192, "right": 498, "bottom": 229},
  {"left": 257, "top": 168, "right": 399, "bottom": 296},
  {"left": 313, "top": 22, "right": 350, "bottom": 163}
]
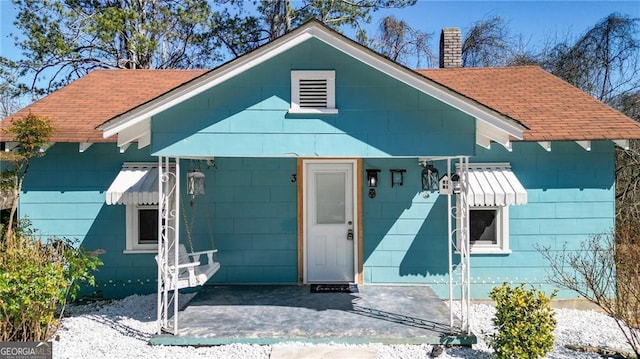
[{"left": 53, "top": 293, "right": 635, "bottom": 359}]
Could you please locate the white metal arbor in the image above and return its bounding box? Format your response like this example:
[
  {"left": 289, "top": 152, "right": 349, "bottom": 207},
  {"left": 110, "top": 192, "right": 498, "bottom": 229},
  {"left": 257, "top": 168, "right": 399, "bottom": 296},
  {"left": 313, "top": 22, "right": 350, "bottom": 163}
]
[
  {"left": 445, "top": 156, "right": 471, "bottom": 335},
  {"left": 157, "top": 156, "right": 180, "bottom": 334}
]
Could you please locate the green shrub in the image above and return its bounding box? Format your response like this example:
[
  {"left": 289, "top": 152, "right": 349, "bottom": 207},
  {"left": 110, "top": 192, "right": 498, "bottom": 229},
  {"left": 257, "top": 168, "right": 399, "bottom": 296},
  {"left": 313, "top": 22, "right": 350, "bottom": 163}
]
[
  {"left": 0, "top": 220, "right": 102, "bottom": 341},
  {"left": 488, "top": 283, "right": 557, "bottom": 359}
]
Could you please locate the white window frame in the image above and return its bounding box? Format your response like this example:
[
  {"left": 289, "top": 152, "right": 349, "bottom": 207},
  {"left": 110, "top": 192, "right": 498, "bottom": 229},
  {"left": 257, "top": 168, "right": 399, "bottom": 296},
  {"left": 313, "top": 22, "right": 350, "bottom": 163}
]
[
  {"left": 124, "top": 204, "right": 158, "bottom": 254},
  {"left": 457, "top": 203, "right": 511, "bottom": 254},
  {"left": 289, "top": 70, "right": 338, "bottom": 114}
]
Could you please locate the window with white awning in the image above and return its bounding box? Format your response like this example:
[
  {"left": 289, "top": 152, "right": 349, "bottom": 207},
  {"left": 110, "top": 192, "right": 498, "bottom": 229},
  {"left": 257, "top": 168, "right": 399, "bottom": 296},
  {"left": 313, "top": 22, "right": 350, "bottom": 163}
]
[
  {"left": 464, "top": 163, "right": 527, "bottom": 207},
  {"left": 106, "top": 162, "right": 174, "bottom": 253},
  {"left": 106, "top": 162, "right": 165, "bottom": 205},
  {"left": 456, "top": 163, "right": 527, "bottom": 254}
]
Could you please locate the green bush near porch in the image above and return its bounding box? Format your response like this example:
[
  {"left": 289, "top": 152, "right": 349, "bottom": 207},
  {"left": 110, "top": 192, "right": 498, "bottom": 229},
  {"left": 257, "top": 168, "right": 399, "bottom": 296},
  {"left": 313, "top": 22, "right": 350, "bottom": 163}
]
[
  {"left": 489, "top": 283, "right": 557, "bottom": 359},
  {"left": 0, "top": 221, "right": 102, "bottom": 341}
]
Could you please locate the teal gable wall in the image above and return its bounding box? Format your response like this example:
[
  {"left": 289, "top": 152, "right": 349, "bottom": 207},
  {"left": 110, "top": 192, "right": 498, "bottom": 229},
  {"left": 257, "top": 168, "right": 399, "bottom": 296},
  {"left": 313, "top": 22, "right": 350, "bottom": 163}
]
[
  {"left": 151, "top": 38, "right": 475, "bottom": 158},
  {"left": 362, "top": 141, "right": 615, "bottom": 299}
]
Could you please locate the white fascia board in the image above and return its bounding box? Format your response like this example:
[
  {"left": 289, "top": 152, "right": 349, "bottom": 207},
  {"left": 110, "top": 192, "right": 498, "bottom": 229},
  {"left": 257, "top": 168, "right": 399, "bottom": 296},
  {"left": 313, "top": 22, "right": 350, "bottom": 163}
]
[
  {"left": 117, "top": 117, "right": 151, "bottom": 147},
  {"left": 614, "top": 139, "right": 630, "bottom": 150},
  {"left": 476, "top": 119, "right": 511, "bottom": 146},
  {"left": 79, "top": 142, "right": 93, "bottom": 152},
  {"left": 576, "top": 140, "right": 591, "bottom": 151},
  {"left": 100, "top": 32, "right": 314, "bottom": 138},
  {"left": 100, "top": 23, "right": 526, "bottom": 142}
]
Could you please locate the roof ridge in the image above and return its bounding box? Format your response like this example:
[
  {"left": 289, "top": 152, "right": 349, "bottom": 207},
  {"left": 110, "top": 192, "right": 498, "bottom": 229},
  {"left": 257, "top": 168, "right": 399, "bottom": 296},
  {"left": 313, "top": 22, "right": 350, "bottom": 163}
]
[
  {"left": 91, "top": 68, "right": 208, "bottom": 73},
  {"left": 416, "top": 65, "right": 543, "bottom": 71}
]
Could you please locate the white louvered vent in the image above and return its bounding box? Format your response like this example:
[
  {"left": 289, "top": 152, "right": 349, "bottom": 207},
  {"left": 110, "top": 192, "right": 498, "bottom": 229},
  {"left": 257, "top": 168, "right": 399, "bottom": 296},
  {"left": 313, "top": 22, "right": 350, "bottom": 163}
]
[
  {"left": 299, "top": 79, "right": 328, "bottom": 108},
  {"left": 290, "top": 70, "right": 337, "bottom": 114}
]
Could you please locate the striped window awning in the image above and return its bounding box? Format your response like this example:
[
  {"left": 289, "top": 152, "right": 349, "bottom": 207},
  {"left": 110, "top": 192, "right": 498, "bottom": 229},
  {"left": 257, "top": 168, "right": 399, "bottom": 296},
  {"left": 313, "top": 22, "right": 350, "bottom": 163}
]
[
  {"left": 464, "top": 163, "right": 527, "bottom": 207},
  {"left": 106, "top": 163, "right": 161, "bottom": 205}
]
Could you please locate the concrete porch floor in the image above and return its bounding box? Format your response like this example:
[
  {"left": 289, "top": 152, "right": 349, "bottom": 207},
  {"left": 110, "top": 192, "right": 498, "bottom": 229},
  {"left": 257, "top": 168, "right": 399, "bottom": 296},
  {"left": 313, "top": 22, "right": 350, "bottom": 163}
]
[{"left": 150, "top": 285, "right": 476, "bottom": 346}]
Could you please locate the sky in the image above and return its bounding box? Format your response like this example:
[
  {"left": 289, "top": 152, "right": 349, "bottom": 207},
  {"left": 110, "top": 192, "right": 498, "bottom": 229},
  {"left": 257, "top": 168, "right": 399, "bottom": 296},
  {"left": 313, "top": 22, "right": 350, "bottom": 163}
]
[{"left": 0, "top": 1, "right": 638, "bottom": 68}]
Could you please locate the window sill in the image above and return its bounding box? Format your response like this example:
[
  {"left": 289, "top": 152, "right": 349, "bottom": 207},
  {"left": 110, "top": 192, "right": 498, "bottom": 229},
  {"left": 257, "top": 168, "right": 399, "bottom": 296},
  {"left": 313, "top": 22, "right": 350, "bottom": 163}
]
[
  {"left": 288, "top": 108, "right": 338, "bottom": 115},
  {"left": 123, "top": 249, "right": 157, "bottom": 254},
  {"left": 456, "top": 248, "right": 512, "bottom": 255}
]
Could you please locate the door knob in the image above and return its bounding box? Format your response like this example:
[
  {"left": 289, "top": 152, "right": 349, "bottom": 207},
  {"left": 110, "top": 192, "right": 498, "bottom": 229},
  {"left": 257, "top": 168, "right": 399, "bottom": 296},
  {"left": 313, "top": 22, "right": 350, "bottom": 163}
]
[{"left": 347, "top": 229, "right": 354, "bottom": 240}]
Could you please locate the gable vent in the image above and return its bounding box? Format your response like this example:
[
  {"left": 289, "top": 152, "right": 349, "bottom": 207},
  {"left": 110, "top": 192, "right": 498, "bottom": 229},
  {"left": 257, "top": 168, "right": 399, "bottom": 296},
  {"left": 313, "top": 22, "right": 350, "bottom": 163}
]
[
  {"left": 289, "top": 70, "right": 337, "bottom": 114},
  {"left": 299, "top": 79, "right": 328, "bottom": 108}
]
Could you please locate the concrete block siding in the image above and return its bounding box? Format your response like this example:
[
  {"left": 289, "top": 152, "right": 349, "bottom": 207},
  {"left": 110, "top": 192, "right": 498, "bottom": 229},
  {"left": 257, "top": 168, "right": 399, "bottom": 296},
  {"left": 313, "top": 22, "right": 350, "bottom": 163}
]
[
  {"left": 20, "top": 140, "right": 614, "bottom": 299},
  {"left": 362, "top": 141, "right": 615, "bottom": 299}
]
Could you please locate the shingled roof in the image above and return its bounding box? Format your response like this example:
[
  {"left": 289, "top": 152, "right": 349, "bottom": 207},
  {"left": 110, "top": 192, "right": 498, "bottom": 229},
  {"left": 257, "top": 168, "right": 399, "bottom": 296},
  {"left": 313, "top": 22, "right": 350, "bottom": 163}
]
[
  {"left": 417, "top": 66, "right": 640, "bottom": 141},
  {"left": 2, "top": 66, "right": 639, "bottom": 143},
  {"left": 0, "top": 69, "right": 207, "bottom": 143}
]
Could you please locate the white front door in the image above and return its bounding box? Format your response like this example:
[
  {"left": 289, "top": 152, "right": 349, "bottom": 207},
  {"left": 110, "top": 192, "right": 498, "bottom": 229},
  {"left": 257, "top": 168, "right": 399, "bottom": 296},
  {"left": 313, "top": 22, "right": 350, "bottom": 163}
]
[{"left": 305, "top": 161, "right": 356, "bottom": 283}]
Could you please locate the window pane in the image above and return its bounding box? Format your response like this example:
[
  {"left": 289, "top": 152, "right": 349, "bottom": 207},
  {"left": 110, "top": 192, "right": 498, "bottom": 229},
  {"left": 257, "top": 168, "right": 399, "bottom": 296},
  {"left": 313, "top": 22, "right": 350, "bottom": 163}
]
[
  {"left": 139, "top": 209, "right": 158, "bottom": 244},
  {"left": 316, "top": 172, "right": 345, "bottom": 224},
  {"left": 469, "top": 209, "right": 497, "bottom": 244}
]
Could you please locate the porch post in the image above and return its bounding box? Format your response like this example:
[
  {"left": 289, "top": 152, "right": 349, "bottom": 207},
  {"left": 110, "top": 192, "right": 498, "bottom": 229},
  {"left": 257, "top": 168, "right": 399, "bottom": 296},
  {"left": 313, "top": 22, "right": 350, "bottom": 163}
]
[
  {"left": 458, "top": 156, "right": 471, "bottom": 334},
  {"left": 172, "top": 157, "right": 180, "bottom": 333},
  {"left": 157, "top": 156, "right": 180, "bottom": 335},
  {"left": 447, "top": 158, "right": 454, "bottom": 331},
  {"left": 157, "top": 156, "right": 163, "bottom": 335}
]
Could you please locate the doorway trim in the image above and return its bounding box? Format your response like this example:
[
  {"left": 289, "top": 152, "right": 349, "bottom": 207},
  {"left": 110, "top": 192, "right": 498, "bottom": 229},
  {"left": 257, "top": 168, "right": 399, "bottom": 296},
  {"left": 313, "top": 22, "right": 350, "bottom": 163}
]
[{"left": 297, "top": 158, "right": 363, "bottom": 284}]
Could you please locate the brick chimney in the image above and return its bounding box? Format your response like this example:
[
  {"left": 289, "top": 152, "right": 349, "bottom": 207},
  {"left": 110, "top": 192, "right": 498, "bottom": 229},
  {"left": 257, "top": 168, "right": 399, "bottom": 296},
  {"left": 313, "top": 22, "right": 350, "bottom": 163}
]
[{"left": 439, "top": 28, "right": 462, "bottom": 68}]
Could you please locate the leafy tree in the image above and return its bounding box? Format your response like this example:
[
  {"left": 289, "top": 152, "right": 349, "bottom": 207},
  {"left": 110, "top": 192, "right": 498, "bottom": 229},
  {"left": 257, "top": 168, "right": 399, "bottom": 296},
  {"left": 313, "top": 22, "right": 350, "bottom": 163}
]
[
  {"left": 6, "top": 0, "right": 222, "bottom": 96},
  {"left": 213, "top": 0, "right": 418, "bottom": 57},
  {"left": 3, "top": 0, "right": 418, "bottom": 98},
  {"left": 1, "top": 113, "right": 54, "bottom": 240}
]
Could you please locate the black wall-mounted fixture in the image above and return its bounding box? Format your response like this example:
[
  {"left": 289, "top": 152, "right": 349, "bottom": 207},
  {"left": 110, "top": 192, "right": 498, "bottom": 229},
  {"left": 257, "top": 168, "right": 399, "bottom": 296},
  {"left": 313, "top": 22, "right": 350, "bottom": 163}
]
[
  {"left": 366, "top": 169, "right": 381, "bottom": 198},
  {"left": 421, "top": 163, "right": 439, "bottom": 191},
  {"left": 366, "top": 169, "right": 380, "bottom": 188},
  {"left": 390, "top": 169, "right": 406, "bottom": 187}
]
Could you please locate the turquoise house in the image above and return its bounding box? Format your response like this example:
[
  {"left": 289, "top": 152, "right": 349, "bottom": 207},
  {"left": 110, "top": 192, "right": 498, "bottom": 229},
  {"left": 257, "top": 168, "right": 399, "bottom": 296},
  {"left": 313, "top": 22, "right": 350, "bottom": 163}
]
[{"left": 3, "top": 21, "right": 640, "bottom": 312}]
